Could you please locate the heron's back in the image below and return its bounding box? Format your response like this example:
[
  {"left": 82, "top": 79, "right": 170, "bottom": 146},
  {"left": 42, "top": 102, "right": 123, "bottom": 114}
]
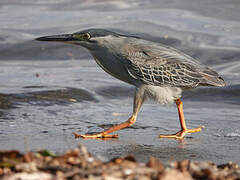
[{"left": 119, "top": 39, "right": 226, "bottom": 88}]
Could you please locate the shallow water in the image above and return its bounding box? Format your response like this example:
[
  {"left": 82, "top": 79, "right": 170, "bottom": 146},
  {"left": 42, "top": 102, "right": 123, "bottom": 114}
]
[{"left": 0, "top": 0, "right": 240, "bottom": 164}]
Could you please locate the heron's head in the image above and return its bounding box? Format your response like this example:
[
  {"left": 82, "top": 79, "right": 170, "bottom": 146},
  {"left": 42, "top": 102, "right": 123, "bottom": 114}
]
[{"left": 36, "top": 28, "right": 137, "bottom": 51}]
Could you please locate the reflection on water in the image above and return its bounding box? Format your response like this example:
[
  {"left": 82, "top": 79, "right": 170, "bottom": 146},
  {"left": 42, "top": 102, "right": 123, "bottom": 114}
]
[
  {"left": 0, "top": 87, "right": 97, "bottom": 109},
  {"left": 0, "top": 0, "right": 240, "bottom": 164}
]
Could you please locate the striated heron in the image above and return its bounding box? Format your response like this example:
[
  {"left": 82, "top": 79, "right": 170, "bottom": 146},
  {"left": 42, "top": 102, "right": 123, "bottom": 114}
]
[{"left": 36, "top": 29, "right": 226, "bottom": 139}]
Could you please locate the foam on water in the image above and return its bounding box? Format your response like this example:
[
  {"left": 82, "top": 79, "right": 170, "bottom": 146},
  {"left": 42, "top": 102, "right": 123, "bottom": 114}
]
[{"left": 225, "top": 130, "right": 240, "bottom": 137}]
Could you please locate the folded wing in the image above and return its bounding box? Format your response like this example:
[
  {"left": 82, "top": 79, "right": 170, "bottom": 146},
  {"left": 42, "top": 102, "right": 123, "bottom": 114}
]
[{"left": 119, "top": 41, "right": 225, "bottom": 88}]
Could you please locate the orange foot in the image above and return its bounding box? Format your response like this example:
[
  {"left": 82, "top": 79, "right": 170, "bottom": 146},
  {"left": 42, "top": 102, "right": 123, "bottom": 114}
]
[
  {"left": 159, "top": 126, "right": 204, "bottom": 140},
  {"left": 73, "top": 115, "right": 137, "bottom": 139},
  {"left": 73, "top": 132, "right": 118, "bottom": 139}
]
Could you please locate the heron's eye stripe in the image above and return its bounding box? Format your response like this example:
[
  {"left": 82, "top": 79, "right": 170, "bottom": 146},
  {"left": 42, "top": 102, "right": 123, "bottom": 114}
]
[{"left": 72, "top": 34, "right": 81, "bottom": 39}]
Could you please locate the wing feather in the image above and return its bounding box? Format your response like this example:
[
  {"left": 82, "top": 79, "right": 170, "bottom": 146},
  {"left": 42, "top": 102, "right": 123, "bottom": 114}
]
[{"left": 117, "top": 41, "right": 224, "bottom": 88}]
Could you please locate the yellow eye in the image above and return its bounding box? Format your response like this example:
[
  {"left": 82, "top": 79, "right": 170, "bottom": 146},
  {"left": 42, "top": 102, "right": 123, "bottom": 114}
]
[
  {"left": 72, "top": 33, "right": 91, "bottom": 40},
  {"left": 83, "top": 33, "right": 90, "bottom": 40}
]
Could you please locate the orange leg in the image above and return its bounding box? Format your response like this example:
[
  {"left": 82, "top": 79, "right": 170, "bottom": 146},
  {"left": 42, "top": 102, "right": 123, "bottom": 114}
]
[
  {"left": 159, "top": 99, "right": 204, "bottom": 139},
  {"left": 73, "top": 115, "right": 136, "bottom": 139},
  {"left": 73, "top": 87, "right": 145, "bottom": 139}
]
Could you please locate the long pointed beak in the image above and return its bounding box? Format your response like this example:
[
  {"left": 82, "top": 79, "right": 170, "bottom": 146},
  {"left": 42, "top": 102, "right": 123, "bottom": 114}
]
[{"left": 35, "top": 34, "right": 74, "bottom": 42}]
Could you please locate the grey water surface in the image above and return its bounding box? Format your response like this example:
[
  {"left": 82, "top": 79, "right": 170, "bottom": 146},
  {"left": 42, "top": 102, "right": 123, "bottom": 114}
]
[{"left": 0, "top": 0, "right": 240, "bottom": 164}]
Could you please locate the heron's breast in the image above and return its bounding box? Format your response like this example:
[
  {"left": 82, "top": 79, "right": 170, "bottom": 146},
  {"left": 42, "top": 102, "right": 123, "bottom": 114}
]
[{"left": 93, "top": 55, "right": 136, "bottom": 85}]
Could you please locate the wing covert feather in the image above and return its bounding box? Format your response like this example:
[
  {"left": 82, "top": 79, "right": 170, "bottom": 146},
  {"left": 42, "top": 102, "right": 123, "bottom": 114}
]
[{"left": 118, "top": 42, "right": 204, "bottom": 88}]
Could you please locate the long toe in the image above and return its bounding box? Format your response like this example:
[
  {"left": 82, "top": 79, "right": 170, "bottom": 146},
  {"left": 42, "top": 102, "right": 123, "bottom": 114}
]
[
  {"left": 159, "top": 126, "right": 204, "bottom": 140},
  {"left": 73, "top": 132, "right": 119, "bottom": 139},
  {"left": 159, "top": 131, "right": 187, "bottom": 139},
  {"left": 186, "top": 126, "right": 205, "bottom": 133}
]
